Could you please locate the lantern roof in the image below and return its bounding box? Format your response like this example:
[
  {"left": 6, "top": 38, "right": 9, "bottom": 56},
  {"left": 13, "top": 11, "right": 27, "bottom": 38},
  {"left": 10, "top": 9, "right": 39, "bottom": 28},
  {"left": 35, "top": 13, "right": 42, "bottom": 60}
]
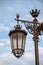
[
  {"left": 9, "top": 24, "right": 27, "bottom": 36},
  {"left": 9, "top": 28, "right": 27, "bottom": 37}
]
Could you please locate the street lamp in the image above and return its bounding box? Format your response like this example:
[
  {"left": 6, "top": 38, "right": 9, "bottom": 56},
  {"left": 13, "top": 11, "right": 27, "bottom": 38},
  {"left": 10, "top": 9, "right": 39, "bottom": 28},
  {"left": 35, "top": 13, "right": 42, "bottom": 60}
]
[
  {"left": 9, "top": 9, "right": 43, "bottom": 65},
  {"left": 9, "top": 14, "right": 27, "bottom": 58}
]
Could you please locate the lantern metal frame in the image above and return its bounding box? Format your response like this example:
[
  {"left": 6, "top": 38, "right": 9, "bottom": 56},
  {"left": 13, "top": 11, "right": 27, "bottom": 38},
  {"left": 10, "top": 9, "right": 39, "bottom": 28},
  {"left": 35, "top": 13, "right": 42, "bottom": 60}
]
[{"left": 9, "top": 24, "right": 27, "bottom": 58}]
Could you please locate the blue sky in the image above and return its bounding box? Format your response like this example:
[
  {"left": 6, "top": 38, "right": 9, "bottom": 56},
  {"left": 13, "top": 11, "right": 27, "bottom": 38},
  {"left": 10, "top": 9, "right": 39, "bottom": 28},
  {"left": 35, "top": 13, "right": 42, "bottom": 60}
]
[{"left": 0, "top": 0, "right": 43, "bottom": 65}]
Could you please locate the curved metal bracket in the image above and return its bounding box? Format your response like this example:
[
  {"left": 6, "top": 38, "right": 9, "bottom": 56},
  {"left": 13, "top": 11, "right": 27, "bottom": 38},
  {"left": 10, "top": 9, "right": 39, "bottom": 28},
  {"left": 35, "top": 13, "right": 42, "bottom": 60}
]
[{"left": 24, "top": 22, "right": 34, "bottom": 35}]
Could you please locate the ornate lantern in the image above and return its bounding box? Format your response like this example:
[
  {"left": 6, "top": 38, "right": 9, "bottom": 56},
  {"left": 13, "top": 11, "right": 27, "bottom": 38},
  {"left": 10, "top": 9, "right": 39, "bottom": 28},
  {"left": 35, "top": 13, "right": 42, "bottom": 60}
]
[{"left": 9, "top": 24, "right": 27, "bottom": 58}]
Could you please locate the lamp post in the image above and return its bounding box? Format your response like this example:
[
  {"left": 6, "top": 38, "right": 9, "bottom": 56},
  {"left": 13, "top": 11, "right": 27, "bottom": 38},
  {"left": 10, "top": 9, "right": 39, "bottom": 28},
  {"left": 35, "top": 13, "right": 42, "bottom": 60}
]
[{"left": 9, "top": 9, "right": 43, "bottom": 65}]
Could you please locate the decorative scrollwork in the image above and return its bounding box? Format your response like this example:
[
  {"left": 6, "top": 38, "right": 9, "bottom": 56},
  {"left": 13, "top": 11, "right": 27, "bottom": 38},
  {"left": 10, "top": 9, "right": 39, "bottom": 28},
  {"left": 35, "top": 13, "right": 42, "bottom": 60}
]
[{"left": 24, "top": 21, "right": 34, "bottom": 35}]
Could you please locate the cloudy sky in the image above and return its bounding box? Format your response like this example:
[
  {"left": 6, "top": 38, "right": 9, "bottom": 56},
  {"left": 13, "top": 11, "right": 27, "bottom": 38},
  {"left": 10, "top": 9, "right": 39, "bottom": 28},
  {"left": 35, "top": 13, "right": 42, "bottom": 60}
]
[{"left": 0, "top": 0, "right": 43, "bottom": 65}]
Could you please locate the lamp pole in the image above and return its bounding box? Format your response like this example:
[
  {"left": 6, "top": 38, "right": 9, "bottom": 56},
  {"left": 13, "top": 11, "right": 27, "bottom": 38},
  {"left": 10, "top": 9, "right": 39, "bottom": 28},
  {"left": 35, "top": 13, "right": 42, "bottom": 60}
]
[{"left": 33, "top": 18, "right": 39, "bottom": 65}]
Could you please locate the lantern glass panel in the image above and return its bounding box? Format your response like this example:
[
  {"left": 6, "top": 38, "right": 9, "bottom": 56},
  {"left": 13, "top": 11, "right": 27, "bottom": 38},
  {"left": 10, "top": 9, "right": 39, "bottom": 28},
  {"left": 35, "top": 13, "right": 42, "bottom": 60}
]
[
  {"left": 18, "top": 33, "right": 22, "bottom": 49},
  {"left": 10, "top": 35, "right": 14, "bottom": 50},
  {"left": 10, "top": 33, "right": 17, "bottom": 50},
  {"left": 22, "top": 35, "right": 26, "bottom": 50},
  {"left": 12, "top": 33, "right": 17, "bottom": 49}
]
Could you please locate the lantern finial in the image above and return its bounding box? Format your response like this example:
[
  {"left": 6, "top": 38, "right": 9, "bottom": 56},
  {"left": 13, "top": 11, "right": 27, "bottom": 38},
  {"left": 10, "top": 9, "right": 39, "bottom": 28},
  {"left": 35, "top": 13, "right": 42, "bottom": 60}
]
[
  {"left": 14, "top": 13, "right": 22, "bottom": 30},
  {"left": 13, "top": 53, "right": 22, "bottom": 58}
]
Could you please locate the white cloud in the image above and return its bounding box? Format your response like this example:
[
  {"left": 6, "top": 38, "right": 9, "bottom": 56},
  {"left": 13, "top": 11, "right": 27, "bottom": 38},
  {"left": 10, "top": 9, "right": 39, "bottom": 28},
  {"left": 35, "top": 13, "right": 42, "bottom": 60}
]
[
  {"left": 39, "top": 47, "right": 43, "bottom": 65},
  {"left": 0, "top": 38, "right": 11, "bottom": 52},
  {"left": 0, "top": 39, "right": 10, "bottom": 45},
  {"left": 0, "top": 42, "right": 4, "bottom": 46},
  {"left": 0, "top": 24, "right": 10, "bottom": 32},
  {"left": 0, "top": 61, "right": 5, "bottom": 65},
  {"left": 24, "top": 52, "right": 35, "bottom": 60},
  {"left": 0, "top": 52, "right": 28, "bottom": 65},
  {"left": 0, "top": 46, "right": 43, "bottom": 65},
  {"left": 4, "top": 19, "right": 15, "bottom": 29},
  {"left": 39, "top": 47, "right": 43, "bottom": 56}
]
